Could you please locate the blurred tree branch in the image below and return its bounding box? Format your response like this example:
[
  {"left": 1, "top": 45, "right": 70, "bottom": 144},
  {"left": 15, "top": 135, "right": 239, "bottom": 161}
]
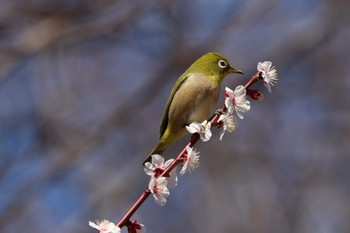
[{"left": 0, "top": 1, "right": 143, "bottom": 83}]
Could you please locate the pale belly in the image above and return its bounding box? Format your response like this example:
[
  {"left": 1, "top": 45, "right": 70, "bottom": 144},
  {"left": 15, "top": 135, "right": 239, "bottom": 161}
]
[
  {"left": 188, "top": 88, "right": 219, "bottom": 123},
  {"left": 168, "top": 74, "right": 220, "bottom": 131}
]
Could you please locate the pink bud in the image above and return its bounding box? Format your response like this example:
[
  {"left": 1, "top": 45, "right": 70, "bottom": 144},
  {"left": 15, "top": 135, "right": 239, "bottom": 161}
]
[
  {"left": 127, "top": 220, "right": 144, "bottom": 233},
  {"left": 248, "top": 89, "right": 264, "bottom": 101}
]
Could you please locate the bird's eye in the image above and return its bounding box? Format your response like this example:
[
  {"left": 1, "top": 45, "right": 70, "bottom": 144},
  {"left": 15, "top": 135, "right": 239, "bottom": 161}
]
[{"left": 218, "top": 60, "right": 227, "bottom": 69}]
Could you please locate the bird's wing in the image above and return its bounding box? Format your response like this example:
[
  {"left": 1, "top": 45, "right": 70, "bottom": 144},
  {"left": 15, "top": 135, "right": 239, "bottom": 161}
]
[{"left": 159, "top": 74, "right": 190, "bottom": 138}]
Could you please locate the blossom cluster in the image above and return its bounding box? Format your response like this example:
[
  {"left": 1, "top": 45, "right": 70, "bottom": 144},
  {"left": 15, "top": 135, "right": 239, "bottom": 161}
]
[
  {"left": 89, "top": 61, "right": 277, "bottom": 233},
  {"left": 144, "top": 146, "right": 200, "bottom": 206}
]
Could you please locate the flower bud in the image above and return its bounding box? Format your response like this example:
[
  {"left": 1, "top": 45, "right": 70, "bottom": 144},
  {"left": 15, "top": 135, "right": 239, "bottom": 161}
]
[{"left": 248, "top": 89, "right": 264, "bottom": 101}]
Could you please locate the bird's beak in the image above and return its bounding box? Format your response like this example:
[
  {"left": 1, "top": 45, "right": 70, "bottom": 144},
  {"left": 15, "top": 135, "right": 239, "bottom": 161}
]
[{"left": 229, "top": 67, "right": 244, "bottom": 75}]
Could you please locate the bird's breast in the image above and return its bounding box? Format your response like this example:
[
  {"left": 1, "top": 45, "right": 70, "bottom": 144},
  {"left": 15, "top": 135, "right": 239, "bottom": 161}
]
[
  {"left": 188, "top": 83, "right": 220, "bottom": 123},
  {"left": 169, "top": 73, "right": 220, "bottom": 126},
  {"left": 186, "top": 75, "right": 220, "bottom": 124}
]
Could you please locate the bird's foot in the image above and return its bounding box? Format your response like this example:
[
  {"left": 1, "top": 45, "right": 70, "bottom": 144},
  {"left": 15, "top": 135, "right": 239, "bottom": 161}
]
[{"left": 215, "top": 108, "right": 225, "bottom": 115}]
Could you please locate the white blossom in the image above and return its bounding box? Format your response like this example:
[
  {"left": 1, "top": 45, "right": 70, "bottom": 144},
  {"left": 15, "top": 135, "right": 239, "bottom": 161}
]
[
  {"left": 225, "top": 86, "right": 250, "bottom": 119},
  {"left": 148, "top": 176, "right": 170, "bottom": 206},
  {"left": 218, "top": 111, "right": 236, "bottom": 141},
  {"left": 144, "top": 154, "right": 177, "bottom": 189},
  {"left": 89, "top": 220, "right": 121, "bottom": 233},
  {"left": 180, "top": 146, "right": 200, "bottom": 175},
  {"left": 186, "top": 120, "right": 212, "bottom": 142},
  {"left": 257, "top": 61, "right": 278, "bottom": 93}
]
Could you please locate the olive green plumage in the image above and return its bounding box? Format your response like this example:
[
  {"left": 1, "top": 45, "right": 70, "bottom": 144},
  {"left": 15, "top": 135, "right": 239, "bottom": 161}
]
[{"left": 143, "top": 52, "right": 242, "bottom": 164}]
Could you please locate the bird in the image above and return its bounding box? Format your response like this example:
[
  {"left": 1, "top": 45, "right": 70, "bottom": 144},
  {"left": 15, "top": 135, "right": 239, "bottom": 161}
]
[{"left": 143, "top": 52, "right": 243, "bottom": 164}]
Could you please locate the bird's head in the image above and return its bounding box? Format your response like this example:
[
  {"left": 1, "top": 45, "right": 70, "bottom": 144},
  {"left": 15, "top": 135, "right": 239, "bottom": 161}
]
[{"left": 189, "top": 52, "right": 243, "bottom": 80}]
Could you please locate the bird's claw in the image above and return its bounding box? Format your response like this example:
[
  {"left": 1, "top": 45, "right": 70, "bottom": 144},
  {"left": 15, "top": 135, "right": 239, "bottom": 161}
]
[{"left": 215, "top": 109, "right": 225, "bottom": 115}]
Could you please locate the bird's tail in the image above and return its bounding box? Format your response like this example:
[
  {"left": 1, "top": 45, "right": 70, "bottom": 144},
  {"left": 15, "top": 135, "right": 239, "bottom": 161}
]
[{"left": 143, "top": 139, "right": 168, "bottom": 165}]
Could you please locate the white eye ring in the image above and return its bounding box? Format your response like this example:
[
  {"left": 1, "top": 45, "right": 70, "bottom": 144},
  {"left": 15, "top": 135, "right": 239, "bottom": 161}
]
[{"left": 218, "top": 60, "right": 227, "bottom": 69}]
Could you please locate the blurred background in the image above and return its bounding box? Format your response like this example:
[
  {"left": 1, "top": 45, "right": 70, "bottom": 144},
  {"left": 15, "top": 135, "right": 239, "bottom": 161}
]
[{"left": 0, "top": 0, "right": 349, "bottom": 232}]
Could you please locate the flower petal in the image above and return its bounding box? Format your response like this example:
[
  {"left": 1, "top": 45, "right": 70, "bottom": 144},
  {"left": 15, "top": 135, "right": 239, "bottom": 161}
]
[
  {"left": 218, "top": 112, "right": 236, "bottom": 141},
  {"left": 257, "top": 61, "right": 278, "bottom": 93},
  {"left": 180, "top": 146, "right": 200, "bottom": 175},
  {"left": 89, "top": 220, "right": 121, "bottom": 233},
  {"left": 186, "top": 121, "right": 212, "bottom": 142},
  {"left": 151, "top": 154, "right": 164, "bottom": 167},
  {"left": 149, "top": 177, "right": 170, "bottom": 206},
  {"left": 167, "top": 168, "right": 178, "bottom": 189},
  {"left": 144, "top": 162, "right": 155, "bottom": 176},
  {"left": 225, "top": 85, "right": 250, "bottom": 119}
]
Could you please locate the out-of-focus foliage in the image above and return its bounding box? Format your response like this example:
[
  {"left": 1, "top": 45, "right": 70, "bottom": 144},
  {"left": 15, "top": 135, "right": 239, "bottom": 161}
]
[{"left": 0, "top": 0, "right": 349, "bottom": 233}]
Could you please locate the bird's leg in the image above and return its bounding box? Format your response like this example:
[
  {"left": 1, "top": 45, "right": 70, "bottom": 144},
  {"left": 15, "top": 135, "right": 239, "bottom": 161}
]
[
  {"left": 207, "top": 108, "right": 225, "bottom": 122},
  {"left": 214, "top": 108, "right": 225, "bottom": 115}
]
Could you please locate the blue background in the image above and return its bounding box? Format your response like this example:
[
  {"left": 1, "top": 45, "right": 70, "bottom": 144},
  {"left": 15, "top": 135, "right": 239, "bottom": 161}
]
[{"left": 0, "top": 0, "right": 349, "bottom": 232}]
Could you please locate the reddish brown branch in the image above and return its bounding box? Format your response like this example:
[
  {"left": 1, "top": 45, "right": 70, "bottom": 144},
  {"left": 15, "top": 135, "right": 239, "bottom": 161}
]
[{"left": 116, "top": 189, "right": 151, "bottom": 227}]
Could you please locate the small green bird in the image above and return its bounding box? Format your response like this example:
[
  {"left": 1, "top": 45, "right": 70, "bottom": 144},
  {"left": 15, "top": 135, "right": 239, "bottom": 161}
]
[{"left": 143, "top": 52, "right": 243, "bottom": 164}]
